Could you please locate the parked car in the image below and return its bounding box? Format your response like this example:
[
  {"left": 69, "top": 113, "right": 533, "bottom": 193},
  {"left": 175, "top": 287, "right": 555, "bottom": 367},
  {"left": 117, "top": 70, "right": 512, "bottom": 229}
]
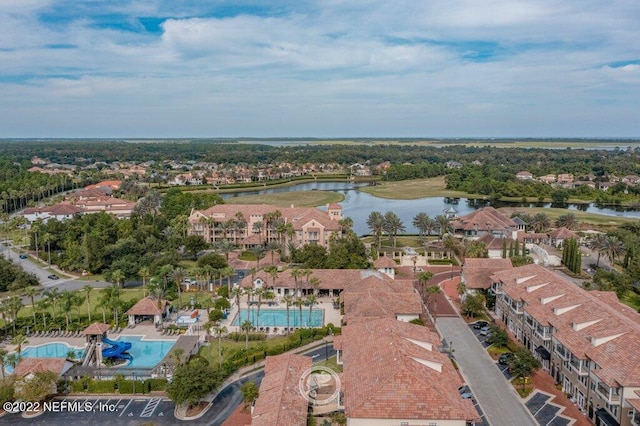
[
  {"left": 458, "top": 385, "right": 473, "bottom": 399},
  {"left": 19, "top": 254, "right": 28, "bottom": 259},
  {"left": 47, "top": 274, "right": 59, "bottom": 280},
  {"left": 473, "top": 321, "right": 489, "bottom": 329},
  {"left": 479, "top": 326, "right": 491, "bottom": 336},
  {"left": 499, "top": 353, "right": 515, "bottom": 365}
]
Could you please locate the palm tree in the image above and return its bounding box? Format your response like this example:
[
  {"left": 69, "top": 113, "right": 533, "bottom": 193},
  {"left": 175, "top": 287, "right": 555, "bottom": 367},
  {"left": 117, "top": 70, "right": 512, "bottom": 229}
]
[
  {"left": 0, "top": 348, "right": 7, "bottom": 379},
  {"left": 295, "top": 298, "right": 305, "bottom": 328},
  {"left": 241, "top": 320, "right": 253, "bottom": 350},
  {"left": 43, "top": 232, "right": 52, "bottom": 265},
  {"left": 435, "top": 214, "right": 451, "bottom": 238},
  {"left": 139, "top": 266, "right": 151, "bottom": 297},
  {"left": 82, "top": 285, "right": 93, "bottom": 322},
  {"left": 413, "top": 212, "right": 432, "bottom": 241},
  {"left": 588, "top": 234, "right": 607, "bottom": 267},
  {"left": 251, "top": 246, "right": 266, "bottom": 269},
  {"left": 264, "top": 265, "right": 279, "bottom": 290},
  {"left": 231, "top": 286, "right": 243, "bottom": 309},
  {"left": 265, "top": 241, "right": 280, "bottom": 265},
  {"left": 305, "top": 294, "right": 317, "bottom": 327},
  {"left": 111, "top": 269, "right": 126, "bottom": 288},
  {"left": 221, "top": 266, "right": 235, "bottom": 294},
  {"left": 254, "top": 288, "right": 264, "bottom": 329},
  {"left": 60, "top": 290, "right": 77, "bottom": 329},
  {"left": 6, "top": 296, "right": 23, "bottom": 334},
  {"left": 529, "top": 213, "right": 551, "bottom": 233},
  {"left": 416, "top": 271, "right": 434, "bottom": 298},
  {"left": 283, "top": 295, "right": 293, "bottom": 333},
  {"left": 23, "top": 287, "right": 40, "bottom": 325},
  {"left": 100, "top": 285, "right": 121, "bottom": 325},
  {"left": 252, "top": 221, "right": 264, "bottom": 245},
  {"left": 555, "top": 213, "right": 579, "bottom": 230},
  {"left": 215, "top": 239, "right": 235, "bottom": 264},
  {"left": 290, "top": 267, "right": 302, "bottom": 299},
  {"left": 424, "top": 285, "right": 442, "bottom": 323},
  {"left": 601, "top": 235, "right": 626, "bottom": 266},
  {"left": 35, "top": 298, "right": 50, "bottom": 329},
  {"left": 11, "top": 334, "right": 29, "bottom": 357},
  {"left": 366, "top": 211, "right": 385, "bottom": 253},
  {"left": 383, "top": 211, "right": 405, "bottom": 248},
  {"left": 213, "top": 325, "right": 227, "bottom": 367},
  {"left": 172, "top": 267, "right": 186, "bottom": 310},
  {"left": 5, "top": 353, "right": 19, "bottom": 371}
]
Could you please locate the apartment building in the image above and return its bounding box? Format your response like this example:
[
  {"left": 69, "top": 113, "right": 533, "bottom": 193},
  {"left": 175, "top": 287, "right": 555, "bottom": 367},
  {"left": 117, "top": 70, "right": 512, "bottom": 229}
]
[
  {"left": 492, "top": 264, "right": 640, "bottom": 426},
  {"left": 188, "top": 203, "right": 343, "bottom": 249}
]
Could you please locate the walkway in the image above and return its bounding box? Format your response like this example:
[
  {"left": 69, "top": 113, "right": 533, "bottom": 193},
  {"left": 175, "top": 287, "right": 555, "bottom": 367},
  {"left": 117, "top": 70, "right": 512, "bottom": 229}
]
[{"left": 437, "top": 317, "right": 537, "bottom": 426}]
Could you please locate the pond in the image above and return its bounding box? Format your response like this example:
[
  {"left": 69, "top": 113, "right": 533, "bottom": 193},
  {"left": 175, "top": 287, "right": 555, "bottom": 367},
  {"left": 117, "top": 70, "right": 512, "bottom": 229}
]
[{"left": 221, "top": 182, "right": 640, "bottom": 236}]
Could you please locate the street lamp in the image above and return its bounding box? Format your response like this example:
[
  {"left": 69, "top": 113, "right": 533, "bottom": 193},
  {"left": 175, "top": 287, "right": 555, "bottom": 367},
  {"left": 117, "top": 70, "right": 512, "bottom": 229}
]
[
  {"left": 324, "top": 339, "right": 329, "bottom": 360},
  {"left": 132, "top": 372, "right": 136, "bottom": 394},
  {"left": 449, "top": 341, "right": 453, "bottom": 356}
]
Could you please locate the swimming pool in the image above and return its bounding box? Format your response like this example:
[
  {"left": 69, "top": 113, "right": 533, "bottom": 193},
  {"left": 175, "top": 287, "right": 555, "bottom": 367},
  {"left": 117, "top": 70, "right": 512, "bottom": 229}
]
[
  {"left": 3, "top": 342, "right": 85, "bottom": 375},
  {"left": 112, "top": 336, "right": 176, "bottom": 368},
  {"left": 232, "top": 308, "right": 324, "bottom": 328},
  {"left": 21, "top": 342, "right": 85, "bottom": 359}
]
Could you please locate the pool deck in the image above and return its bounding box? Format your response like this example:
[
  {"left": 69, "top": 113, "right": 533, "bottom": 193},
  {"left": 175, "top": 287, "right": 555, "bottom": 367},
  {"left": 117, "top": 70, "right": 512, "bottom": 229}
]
[{"left": 223, "top": 297, "right": 342, "bottom": 333}]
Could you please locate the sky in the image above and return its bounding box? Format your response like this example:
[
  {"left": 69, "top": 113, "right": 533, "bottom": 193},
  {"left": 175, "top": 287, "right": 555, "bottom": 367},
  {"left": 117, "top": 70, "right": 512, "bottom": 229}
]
[{"left": 0, "top": 0, "right": 639, "bottom": 138}]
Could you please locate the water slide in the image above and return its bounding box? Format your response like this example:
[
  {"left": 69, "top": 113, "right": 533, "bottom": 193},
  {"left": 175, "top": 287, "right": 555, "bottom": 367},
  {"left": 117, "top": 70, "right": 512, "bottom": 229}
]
[{"left": 102, "top": 337, "right": 133, "bottom": 360}]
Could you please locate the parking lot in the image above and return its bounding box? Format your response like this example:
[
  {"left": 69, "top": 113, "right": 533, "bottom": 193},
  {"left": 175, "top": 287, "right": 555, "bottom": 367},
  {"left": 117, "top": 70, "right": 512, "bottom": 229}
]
[{"left": 3, "top": 397, "right": 179, "bottom": 425}]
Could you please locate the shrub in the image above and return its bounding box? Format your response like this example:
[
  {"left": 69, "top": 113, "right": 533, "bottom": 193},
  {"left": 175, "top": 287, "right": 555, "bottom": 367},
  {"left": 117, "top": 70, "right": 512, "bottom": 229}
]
[
  {"left": 88, "top": 380, "right": 116, "bottom": 393},
  {"left": 147, "top": 378, "right": 168, "bottom": 391}
]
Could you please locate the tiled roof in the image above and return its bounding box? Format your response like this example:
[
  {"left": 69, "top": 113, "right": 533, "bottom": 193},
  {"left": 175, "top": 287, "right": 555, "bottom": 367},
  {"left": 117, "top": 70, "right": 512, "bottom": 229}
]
[
  {"left": 547, "top": 227, "right": 578, "bottom": 240},
  {"left": 462, "top": 258, "right": 513, "bottom": 290},
  {"left": 125, "top": 297, "right": 168, "bottom": 316},
  {"left": 82, "top": 322, "right": 111, "bottom": 335},
  {"left": 13, "top": 358, "right": 68, "bottom": 377},
  {"left": 373, "top": 256, "right": 397, "bottom": 268},
  {"left": 343, "top": 291, "right": 422, "bottom": 323},
  {"left": 494, "top": 264, "right": 640, "bottom": 386},
  {"left": 241, "top": 269, "right": 368, "bottom": 290},
  {"left": 452, "top": 207, "right": 518, "bottom": 232},
  {"left": 190, "top": 204, "right": 341, "bottom": 232},
  {"left": 341, "top": 318, "right": 478, "bottom": 422},
  {"left": 477, "top": 233, "right": 517, "bottom": 250},
  {"left": 252, "top": 353, "right": 311, "bottom": 426}
]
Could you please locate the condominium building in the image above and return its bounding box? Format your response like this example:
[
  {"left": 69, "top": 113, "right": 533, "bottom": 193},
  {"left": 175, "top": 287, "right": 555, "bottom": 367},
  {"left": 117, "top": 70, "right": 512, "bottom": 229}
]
[{"left": 492, "top": 264, "right": 640, "bottom": 426}]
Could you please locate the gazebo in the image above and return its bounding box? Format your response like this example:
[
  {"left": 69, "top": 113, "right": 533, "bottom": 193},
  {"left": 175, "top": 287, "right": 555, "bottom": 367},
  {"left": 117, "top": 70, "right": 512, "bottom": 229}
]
[{"left": 125, "top": 297, "right": 170, "bottom": 327}]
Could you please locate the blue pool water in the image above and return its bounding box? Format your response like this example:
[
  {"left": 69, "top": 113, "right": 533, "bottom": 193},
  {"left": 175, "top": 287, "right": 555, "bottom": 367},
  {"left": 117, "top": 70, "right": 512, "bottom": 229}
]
[
  {"left": 112, "top": 336, "right": 176, "bottom": 368},
  {"left": 21, "top": 342, "right": 85, "bottom": 359},
  {"left": 233, "top": 308, "right": 324, "bottom": 327},
  {"left": 3, "top": 342, "right": 85, "bottom": 375}
]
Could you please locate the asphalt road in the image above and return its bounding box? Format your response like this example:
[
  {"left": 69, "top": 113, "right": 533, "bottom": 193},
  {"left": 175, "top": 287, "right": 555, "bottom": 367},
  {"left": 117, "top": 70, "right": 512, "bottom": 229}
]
[{"left": 437, "top": 317, "right": 538, "bottom": 426}]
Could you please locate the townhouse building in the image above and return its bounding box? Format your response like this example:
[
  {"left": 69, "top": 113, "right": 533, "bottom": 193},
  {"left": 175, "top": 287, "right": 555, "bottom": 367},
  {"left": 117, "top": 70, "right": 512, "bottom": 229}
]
[{"left": 492, "top": 264, "right": 640, "bottom": 426}]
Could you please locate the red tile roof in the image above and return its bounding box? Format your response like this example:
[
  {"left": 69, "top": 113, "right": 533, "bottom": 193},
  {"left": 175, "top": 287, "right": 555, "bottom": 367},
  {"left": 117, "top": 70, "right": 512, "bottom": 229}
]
[
  {"left": 125, "top": 297, "right": 168, "bottom": 316},
  {"left": 373, "top": 256, "right": 397, "bottom": 268},
  {"left": 547, "top": 227, "right": 579, "bottom": 240},
  {"left": 82, "top": 322, "right": 111, "bottom": 335},
  {"left": 462, "top": 258, "right": 513, "bottom": 290},
  {"left": 452, "top": 207, "right": 518, "bottom": 233},
  {"left": 341, "top": 318, "right": 478, "bottom": 422},
  {"left": 13, "top": 358, "right": 68, "bottom": 377},
  {"left": 252, "top": 353, "right": 311, "bottom": 426},
  {"left": 494, "top": 264, "right": 640, "bottom": 386}
]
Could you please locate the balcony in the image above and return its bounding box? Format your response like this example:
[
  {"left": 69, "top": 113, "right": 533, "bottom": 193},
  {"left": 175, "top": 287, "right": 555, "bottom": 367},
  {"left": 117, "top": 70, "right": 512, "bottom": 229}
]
[
  {"left": 554, "top": 346, "right": 570, "bottom": 361},
  {"left": 535, "top": 329, "right": 552, "bottom": 341},
  {"left": 596, "top": 382, "right": 621, "bottom": 404}
]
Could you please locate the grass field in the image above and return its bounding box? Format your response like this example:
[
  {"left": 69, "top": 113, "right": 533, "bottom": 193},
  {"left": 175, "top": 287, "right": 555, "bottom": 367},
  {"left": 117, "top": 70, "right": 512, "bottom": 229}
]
[
  {"left": 496, "top": 206, "right": 636, "bottom": 227},
  {"left": 359, "top": 176, "right": 470, "bottom": 199},
  {"left": 226, "top": 190, "right": 344, "bottom": 207}
]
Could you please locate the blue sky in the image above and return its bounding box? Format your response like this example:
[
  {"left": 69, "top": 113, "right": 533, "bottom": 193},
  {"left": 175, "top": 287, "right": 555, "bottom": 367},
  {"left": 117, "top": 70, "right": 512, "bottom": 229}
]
[{"left": 0, "top": 0, "right": 638, "bottom": 138}]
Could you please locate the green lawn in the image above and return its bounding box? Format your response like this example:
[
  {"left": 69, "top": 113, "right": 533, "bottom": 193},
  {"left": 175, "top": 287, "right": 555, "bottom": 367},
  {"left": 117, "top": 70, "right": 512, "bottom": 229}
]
[
  {"left": 227, "top": 190, "right": 345, "bottom": 207},
  {"left": 314, "top": 355, "right": 343, "bottom": 373},
  {"left": 359, "top": 176, "right": 470, "bottom": 199}
]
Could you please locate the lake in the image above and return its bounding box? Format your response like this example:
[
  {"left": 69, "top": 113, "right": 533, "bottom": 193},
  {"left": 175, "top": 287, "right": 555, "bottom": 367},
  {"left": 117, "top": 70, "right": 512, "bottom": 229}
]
[{"left": 221, "top": 182, "right": 640, "bottom": 235}]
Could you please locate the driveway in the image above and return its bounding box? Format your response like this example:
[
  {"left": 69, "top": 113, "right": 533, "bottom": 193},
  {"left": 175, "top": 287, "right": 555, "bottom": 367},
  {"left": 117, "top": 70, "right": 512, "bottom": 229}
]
[{"left": 437, "top": 317, "right": 537, "bottom": 426}]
